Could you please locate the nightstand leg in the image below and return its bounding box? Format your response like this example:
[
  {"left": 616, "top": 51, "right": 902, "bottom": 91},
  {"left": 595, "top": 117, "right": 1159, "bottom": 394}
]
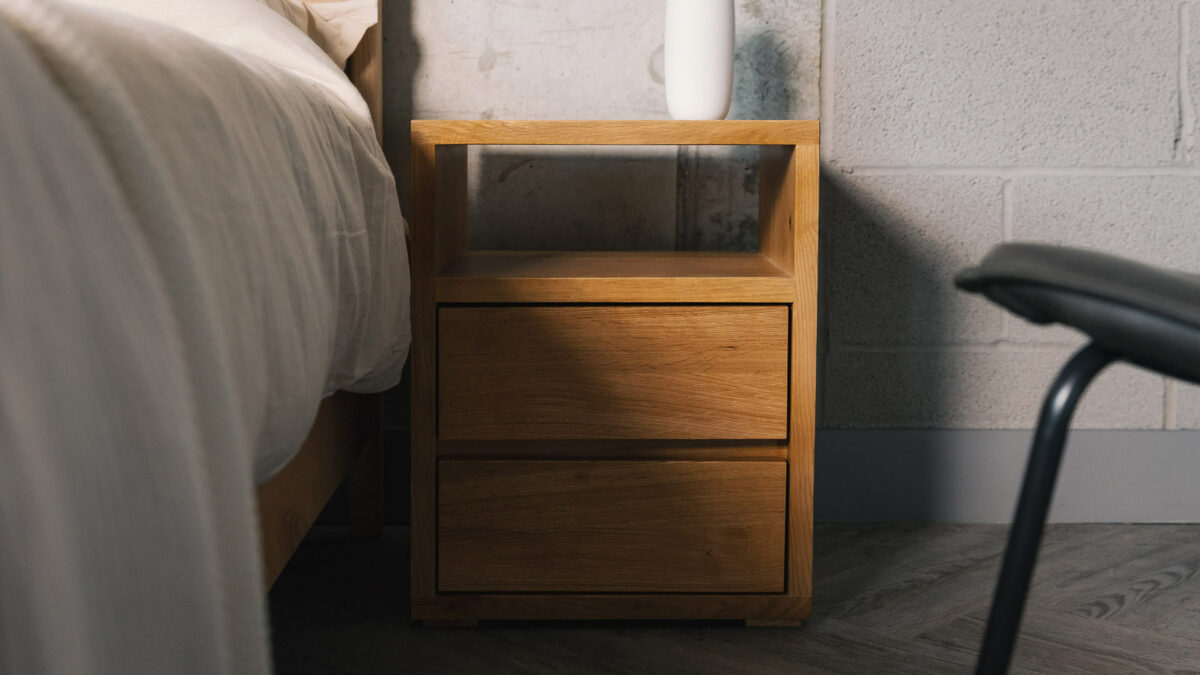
[
  {"left": 420, "top": 620, "right": 479, "bottom": 628},
  {"left": 744, "top": 619, "right": 804, "bottom": 628}
]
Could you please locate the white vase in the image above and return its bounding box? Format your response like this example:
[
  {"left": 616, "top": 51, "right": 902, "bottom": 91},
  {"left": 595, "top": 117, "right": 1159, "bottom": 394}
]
[{"left": 664, "top": 0, "right": 734, "bottom": 120}]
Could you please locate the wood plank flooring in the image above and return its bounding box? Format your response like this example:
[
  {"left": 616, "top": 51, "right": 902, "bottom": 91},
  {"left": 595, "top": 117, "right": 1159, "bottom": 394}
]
[{"left": 268, "top": 524, "right": 1199, "bottom": 673}]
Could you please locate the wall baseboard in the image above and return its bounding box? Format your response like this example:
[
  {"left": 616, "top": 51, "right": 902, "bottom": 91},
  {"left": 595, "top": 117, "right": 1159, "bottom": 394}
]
[{"left": 816, "top": 430, "right": 1200, "bottom": 523}]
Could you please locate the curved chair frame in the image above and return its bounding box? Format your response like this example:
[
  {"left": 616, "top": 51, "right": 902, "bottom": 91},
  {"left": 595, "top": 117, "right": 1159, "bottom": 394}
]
[
  {"left": 957, "top": 242, "right": 1200, "bottom": 673},
  {"left": 975, "top": 342, "right": 1117, "bottom": 675}
]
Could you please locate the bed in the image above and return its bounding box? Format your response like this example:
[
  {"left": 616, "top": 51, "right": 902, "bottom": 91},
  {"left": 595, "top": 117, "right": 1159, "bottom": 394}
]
[{"left": 0, "top": 0, "right": 408, "bottom": 671}]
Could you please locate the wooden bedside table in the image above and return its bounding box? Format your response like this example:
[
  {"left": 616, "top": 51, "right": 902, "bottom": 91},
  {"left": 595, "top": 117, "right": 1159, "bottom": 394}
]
[{"left": 410, "top": 120, "right": 819, "bottom": 625}]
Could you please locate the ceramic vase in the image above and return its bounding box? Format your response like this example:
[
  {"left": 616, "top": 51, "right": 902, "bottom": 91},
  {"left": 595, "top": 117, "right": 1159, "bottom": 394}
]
[{"left": 664, "top": 0, "right": 734, "bottom": 120}]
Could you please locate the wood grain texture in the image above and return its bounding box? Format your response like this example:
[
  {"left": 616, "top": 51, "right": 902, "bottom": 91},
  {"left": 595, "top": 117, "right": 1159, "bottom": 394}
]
[
  {"left": 436, "top": 251, "right": 794, "bottom": 303},
  {"left": 413, "top": 594, "right": 810, "bottom": 622},
  {"left": 256, "top": 391, "right": 364, "bottom": 587},
  {"left": 412, "top": 134, "right": 470, "bottom": 602},
  {"left": 409, "top": 120, "right": 820, "bottom": 622},
  {"left": 437, "top": 460, "right": 787, "bottom": 593},
  {"left": 924, "top": 607, "right": 1200, "bottom": 674},
  {"left": 787, "top": 142, "right": 820, "bottom": 601},
  {"left": 438, "top": 305, "right": 790, "bottom": 440},
  {"left": 435, "top": 145, "right": 468, "bottom": 274},
  {"left": 411, "top": 120, "right": 819, "bottom": 146},
  {"left": 408, "top": 142, "right": 436, "bottom": 601},
  {"left": 439, "top": 439, "right": 789, "bottom": 461},
  {"left": 272, "top": 524, "right": 1199, "bottom": 673},
  {"left": 759, "top": 145, "right": 797, "bottom": 272}
]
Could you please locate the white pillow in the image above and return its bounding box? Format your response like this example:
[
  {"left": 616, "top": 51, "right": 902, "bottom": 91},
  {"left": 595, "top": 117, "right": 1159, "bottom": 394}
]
[
  {"left": 264, "top": 0, "right": 377, "bottom": 68},
  {"left": 66, "top": 0, "right": 370, "bottom": 120}
]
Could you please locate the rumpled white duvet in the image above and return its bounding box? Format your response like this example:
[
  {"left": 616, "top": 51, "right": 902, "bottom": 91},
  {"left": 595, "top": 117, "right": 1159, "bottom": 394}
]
[{"left": 0, "top": 0, "right": 410, "bottom": 672}]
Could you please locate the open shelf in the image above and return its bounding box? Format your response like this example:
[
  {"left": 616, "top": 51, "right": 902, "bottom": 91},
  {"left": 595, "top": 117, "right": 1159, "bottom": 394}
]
[{"left": 435, "top": 250, "right": 795, "bottom": 304}]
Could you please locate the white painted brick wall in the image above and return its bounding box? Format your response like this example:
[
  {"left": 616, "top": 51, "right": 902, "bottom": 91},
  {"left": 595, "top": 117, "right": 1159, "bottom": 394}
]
[{"left": 824, "top": 0, "right": 1200, "bottom": 429}]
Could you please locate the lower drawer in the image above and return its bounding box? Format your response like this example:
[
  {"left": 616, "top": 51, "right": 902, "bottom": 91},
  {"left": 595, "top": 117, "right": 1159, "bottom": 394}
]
[{"left": 438, "top": 459, "right": 786, "bottom": 593}]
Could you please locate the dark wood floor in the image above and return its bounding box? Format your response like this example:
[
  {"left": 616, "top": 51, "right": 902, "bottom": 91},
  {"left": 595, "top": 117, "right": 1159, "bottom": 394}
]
[{"left": 269, "top": 524, "right": 1199, "bottom": 673}]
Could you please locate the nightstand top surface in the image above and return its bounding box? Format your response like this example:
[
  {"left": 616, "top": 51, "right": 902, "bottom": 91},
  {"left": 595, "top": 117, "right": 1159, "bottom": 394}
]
[
  {"left": 411, "top": 120, "right": 818, "bottom": 146},
  {"left": 435, "top": 251, "right": 795, "bottom": 304}
]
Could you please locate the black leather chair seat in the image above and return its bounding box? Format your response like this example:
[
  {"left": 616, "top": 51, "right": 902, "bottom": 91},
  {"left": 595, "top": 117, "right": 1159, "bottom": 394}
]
[
  {"left": 956, "top": 243, "right": 1200, "bottom": 385},
  {"left": 955, "top": 242, "right": 1200, "bottom": 674}
]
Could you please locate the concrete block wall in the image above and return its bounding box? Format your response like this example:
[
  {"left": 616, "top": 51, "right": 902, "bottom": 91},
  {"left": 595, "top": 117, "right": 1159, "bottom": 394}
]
[
  {"left": 385, "top": 0, "right": 1199, "bottom": 431},
  {"left": 823, "top": 0, "right": 1200, "bottom": 430},
  {"left": 372, "top": 1, "right": 821, "bottom": 523},
  {"left": 381, "top": 0, "right": 821, "bottom": 252},
  {"left": 370, "top": 0, "right": 1200, "bottom": 520}
]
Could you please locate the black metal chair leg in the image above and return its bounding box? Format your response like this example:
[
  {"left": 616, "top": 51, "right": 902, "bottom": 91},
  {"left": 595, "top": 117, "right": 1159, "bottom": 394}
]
[{"left": 976, "top": 342, "right": 1118, "bottom": 675}]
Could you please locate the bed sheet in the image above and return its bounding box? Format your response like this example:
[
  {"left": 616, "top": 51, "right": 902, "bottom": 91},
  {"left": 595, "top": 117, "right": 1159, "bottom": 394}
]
[{"left": 0, "top": 0, "right": 409, "bottom": 671}]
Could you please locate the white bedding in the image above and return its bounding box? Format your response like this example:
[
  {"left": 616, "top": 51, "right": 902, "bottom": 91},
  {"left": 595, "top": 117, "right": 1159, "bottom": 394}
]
[{"left": 0, "top": 0, "right": 409, "bottom": 672}]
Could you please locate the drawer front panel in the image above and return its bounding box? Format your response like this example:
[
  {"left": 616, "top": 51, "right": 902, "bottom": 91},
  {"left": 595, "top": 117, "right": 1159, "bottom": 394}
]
[
  {"left": 438, "top": 459, "right": 786, "bottom": 592},
  {"left": 438, "top": 305, "right": 789, "bottom": 440}
]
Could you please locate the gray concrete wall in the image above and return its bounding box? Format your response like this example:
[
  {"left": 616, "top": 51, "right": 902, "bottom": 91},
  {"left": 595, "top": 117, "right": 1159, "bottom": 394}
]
[
  {"left": 823, "top": 0, "right": 1200, "bottom": 431},
  {"left": 374, "top": 0, "right": 1200, "bottom": 522},
  {"left": 380, "top": 0, "right": 821, "bottom": 252},
  {"left": 817, "top": 430, "right": 1200, "bottom": 523},
  {"left": 374, "top": 0, "right": 821, "bottom": 523}
]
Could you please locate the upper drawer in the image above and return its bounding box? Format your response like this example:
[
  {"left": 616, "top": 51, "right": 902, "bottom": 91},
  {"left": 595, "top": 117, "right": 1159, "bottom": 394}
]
[{"left": 438, "top": 305, "right": 789, "bottom": 440}]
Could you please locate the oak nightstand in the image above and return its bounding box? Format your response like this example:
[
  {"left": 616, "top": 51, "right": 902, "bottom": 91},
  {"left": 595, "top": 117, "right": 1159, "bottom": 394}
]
[{"left": 410, "top": 120, "right": 818, "bottom": 625}]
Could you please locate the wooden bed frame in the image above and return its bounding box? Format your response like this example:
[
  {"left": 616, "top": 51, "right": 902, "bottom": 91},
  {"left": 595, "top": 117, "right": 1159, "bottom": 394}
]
[{"left": 255, "top": 13, "right": 388, "bottom": 588}]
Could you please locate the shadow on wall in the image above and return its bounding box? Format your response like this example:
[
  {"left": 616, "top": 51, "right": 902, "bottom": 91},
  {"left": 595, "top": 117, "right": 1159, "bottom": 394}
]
[
  {"left": 677, "top": 31, "right": 796, "bottom": 252},
  {"left": 814, "top": 176, "right": 955, "bottom": 523},
  {"left": 732, "top": 31, "right": 793, "bottom": 120},
  {"left": 472, "top": 148, "right": 679, "bottom": 251},
  {"left": 381, "top": 0, "right": 418, "bottom": 219},
  {"left": 368, "top": 15, "right": 811, "bottom": 524},
  {"left": 466, "top": 30, "right": 798, "bottom": 252},
  {"left": 376, "top": 0, "right": 417, "bottom": 526}
]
